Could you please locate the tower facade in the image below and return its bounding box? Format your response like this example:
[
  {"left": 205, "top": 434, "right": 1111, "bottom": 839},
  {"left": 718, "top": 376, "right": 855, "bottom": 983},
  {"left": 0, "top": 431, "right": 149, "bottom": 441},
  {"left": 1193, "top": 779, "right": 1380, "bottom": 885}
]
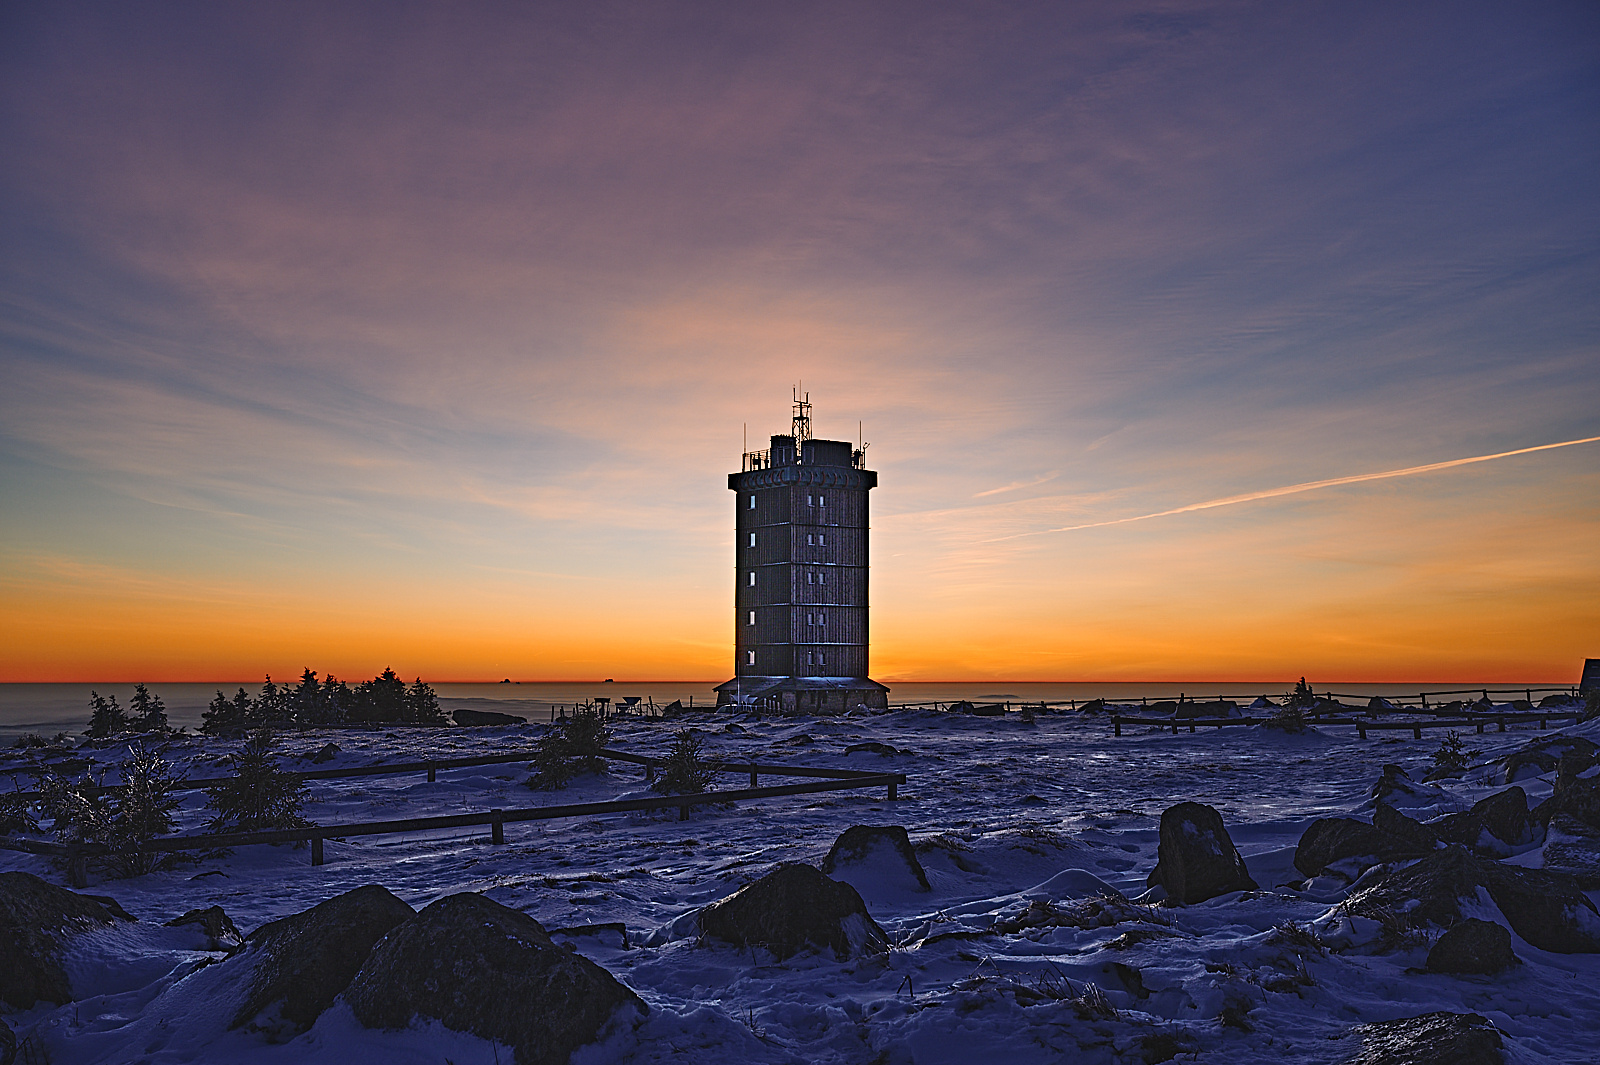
[{"left": 715, "top": 396, "right": 888, "bottom": 712}]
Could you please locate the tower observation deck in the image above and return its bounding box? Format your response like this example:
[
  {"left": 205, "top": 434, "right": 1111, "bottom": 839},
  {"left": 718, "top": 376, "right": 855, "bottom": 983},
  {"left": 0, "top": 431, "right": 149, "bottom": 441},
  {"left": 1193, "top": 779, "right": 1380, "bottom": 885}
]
[{"left": 714, "top": 394, "right": 889, "bottom": 712}]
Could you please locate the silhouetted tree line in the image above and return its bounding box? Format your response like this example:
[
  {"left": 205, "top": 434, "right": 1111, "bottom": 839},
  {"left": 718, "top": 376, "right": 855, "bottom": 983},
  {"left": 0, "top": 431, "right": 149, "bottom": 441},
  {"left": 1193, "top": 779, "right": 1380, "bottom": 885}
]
[
  {"left": 84, "top": 683, "right": 169, "bottom": 738},
  {"left": 201, "top": 668, "right": 442, "bottom": 733}
]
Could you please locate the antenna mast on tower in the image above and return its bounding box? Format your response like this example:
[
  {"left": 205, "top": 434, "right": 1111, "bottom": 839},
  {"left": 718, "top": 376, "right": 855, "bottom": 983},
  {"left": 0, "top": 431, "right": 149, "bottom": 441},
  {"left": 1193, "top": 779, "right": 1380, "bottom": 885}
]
[{"left": 791, "top": 385, "right": 812, "bottom": 454}]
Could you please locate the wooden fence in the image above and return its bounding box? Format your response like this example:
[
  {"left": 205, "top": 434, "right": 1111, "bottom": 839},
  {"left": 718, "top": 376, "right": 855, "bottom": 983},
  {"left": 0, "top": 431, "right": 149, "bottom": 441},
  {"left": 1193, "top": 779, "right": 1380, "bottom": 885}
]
[
  {"left": 0, "top": 747, "right": 906, "bottom": 887},
  {"left": 1110, "top": 709, "right": 1587, "bottom": 737}
]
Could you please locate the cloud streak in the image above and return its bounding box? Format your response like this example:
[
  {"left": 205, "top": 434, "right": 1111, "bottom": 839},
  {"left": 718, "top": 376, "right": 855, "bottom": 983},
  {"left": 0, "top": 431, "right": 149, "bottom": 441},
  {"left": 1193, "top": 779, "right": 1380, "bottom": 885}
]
[{"left": 994, "top": 436, "right": 1600, "bottom": 541}]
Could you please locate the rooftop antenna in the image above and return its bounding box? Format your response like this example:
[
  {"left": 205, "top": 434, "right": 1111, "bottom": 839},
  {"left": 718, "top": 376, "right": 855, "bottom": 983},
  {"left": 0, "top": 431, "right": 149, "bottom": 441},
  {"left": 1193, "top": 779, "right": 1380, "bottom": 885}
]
[{"left": 791, "top": 384, "right": 812, "bottom": 452}]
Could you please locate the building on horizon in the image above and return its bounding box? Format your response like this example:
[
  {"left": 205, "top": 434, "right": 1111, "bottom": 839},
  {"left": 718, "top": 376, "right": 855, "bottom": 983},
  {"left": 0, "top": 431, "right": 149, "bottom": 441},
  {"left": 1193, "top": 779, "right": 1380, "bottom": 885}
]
[{"left": 714, "top": 394, "right": 889, "bottom": 712}]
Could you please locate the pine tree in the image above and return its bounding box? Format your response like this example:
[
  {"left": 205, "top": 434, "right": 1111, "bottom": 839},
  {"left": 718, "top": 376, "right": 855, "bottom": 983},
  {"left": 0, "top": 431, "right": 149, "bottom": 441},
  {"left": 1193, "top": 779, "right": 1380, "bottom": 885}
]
[
  {"left": 319, "top": 675, "right": 351, "bottom": 725},
  {"left": 105, "top": 743, "right": 183, "bottom": 876},
  {"left": 84, "top": 691, "right": 128, "bottom": 738},
  {"left": 651, "top": 730, "right": 717, "bottom": 795},
  {"left": 128, "top": 683, "right": 168, "bottom": 733},
  {"left": 405, "top": 678, "right": 443, "bottom": 724},
  {"left": 204, "top": 730, "right": 310, "bottom": 833}
]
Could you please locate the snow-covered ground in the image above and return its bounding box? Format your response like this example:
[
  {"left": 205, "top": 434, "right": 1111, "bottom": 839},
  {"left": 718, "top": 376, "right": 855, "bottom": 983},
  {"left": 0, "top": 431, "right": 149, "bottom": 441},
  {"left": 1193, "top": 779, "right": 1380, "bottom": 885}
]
[{"left": 3, "top": 707, "right": 1597, "bottom": 1063}]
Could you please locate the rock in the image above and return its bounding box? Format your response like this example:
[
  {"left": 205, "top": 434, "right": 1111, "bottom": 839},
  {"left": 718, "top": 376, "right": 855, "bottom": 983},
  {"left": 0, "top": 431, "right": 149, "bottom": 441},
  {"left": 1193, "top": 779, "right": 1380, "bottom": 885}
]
[
  {"left": 1176, "top": 700, "right": 1237, "bottom": 719},
  {"left": 230, "top": 884, "right": 415, "bottom": 1033},
  {"left": 1294, "top": 817, "right": 1429, "bottom": 878},
  {"left": 701, "top": 863, "right": 888, "bottom": 960},
  {"left": 309, "top": 743, "right": 341, "bottom": 763},
  {"left": 453, "top": 708, "right": 527, "bottom": 726},
  {"left": 1344, "top": 1011, "right": 1503, "bottom": 1064},
  {"left": 822, "top": 825, "right": 930, "bottom": 893},
  {"left": 1532, "top": 776, "right": 1600, "bottom": 831},
  {"left": 1471, "top": 787, "right": 1531, "bottom": 847},
  {"left": 81, "top": 893, "right": 138, "bottom": 922},
  {"left": 1146, "top": 701, "right": 1178, "bottom": 715},
  {"left": 0, "top": 1016, "right": 13, "bottom": 1065},
  {"left": 1373, "top": 804, "right": 1441, "bottom": 851},
  {"left": 844, "top": 741, "right": 899, "bottom": 756},
  {"left": 0, "top": 871, "right": 126, "bottom": 1008},
  {"left": 165, "top": 905, "right": 243, "bottom": 951},
  {"left": 1345, "top": 847, "right": 1600, "bottom": 953},
  {"left": 1425, "top": 919, "right": 1517, "bottom": 975},
  {"left": 345, "top": 893, "right": 644, "bottom": 1065},
  {"left": 1079, "top": 698, "right": 1107, "bottom": 713},
  {"left": 1539, "top": 814, "right": 1600, "bottom": 888},
  {"left": 1502, "top": 736, "right": 1596, "bottom": 784},
  {"left": 968, "top": 703, "right": 1005, "bottom": 717},
  {"left": 1146, "top": 802, "right": 1257, "bottom": 904}
]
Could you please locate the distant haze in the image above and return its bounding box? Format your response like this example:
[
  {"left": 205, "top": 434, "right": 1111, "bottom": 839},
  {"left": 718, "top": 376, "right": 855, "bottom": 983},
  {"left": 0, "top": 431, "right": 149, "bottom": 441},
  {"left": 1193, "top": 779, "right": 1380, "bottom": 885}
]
[{"left": 1, "top": 3, "right": 1596, "bottom": 682}]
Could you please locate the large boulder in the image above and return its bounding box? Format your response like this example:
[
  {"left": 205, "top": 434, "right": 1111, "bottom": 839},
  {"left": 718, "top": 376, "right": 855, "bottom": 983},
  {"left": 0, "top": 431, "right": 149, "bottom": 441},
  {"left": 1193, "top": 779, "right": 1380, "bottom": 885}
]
[
  {"left": 1425, "top": 919, "right": 1517, "bottom": 975},
  {"left": 345, "top": 893, "right": 644, "bottom": 1065},
  {"left": 230, "top": 884, "right": 415, "bottom": 1033},
  {"left": 1428, "top": 788, "right": 1533, "bottom": 857},
  {"left": 453, "top": 708, "right": 527, "bottom": 726},
  {"left": 822, "top": 825, "right": 930, "bottom": 893},
  {"left": 1502, "top": 736, "right": 1596, "bottom": 784},
  {"left": 1373, "top": 804, "right": 1440, "bottom": 851},
  {"left": 1147, "top": 802, "right": 1257, "bottom": 904},
  {"left": 1540, "top": 814, "right": 1600, "bottom": 888},
  {"left": 1531, "top": 776, "right": 1600, "bottom": 831},
  {"left": 1344, "top": 1011, "right": 1503, "bottom": 1064},
  {"left": 0, "top": 871, "right": 126, "bottom": 1008},
  {"left": 1294, "top": 817, "right": 1429, "bottom": 878},
  {"left": 1345, "top": 847, "right": 1600, "bottom": 953},
  {"left": 700, "top": 863, "right": 888, "bottom": 960}
]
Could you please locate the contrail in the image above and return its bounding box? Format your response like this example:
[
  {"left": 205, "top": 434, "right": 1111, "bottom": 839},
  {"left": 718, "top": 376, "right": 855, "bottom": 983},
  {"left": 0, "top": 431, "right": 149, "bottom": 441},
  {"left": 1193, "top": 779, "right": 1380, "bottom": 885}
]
[{"left": 992, "top": 434, "right": 1600, "bottom": 541}]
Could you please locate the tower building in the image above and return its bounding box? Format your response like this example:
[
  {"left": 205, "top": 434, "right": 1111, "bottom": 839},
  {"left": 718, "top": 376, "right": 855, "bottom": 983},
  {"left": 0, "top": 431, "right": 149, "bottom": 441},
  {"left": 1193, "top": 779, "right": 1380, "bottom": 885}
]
[{"left": 715, "top": 394, "right": 889, "bottom": 712}]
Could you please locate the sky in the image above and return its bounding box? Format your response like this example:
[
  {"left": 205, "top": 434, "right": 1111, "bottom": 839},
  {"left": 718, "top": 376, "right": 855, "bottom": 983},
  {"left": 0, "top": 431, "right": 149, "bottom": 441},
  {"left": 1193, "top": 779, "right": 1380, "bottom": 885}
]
[{"left": 1, "top": 1, "right": 1596, "bottom": 685}]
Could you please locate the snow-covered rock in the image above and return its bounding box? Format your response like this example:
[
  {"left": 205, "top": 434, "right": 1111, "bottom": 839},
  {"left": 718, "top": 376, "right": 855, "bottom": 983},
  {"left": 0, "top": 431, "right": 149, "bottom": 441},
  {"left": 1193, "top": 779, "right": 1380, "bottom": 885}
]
[
  {"left": 1146, "top": 802, "right": 1257, "bottom": 904},
  {"left": 700, "top": 862, "right": 888, "bottom": 960},
  {"left": 821, "top": 825, "right": 930, "bottom": 896},
  {"left": 0, "top": 871, "right": 128, "bottom": 1008}
]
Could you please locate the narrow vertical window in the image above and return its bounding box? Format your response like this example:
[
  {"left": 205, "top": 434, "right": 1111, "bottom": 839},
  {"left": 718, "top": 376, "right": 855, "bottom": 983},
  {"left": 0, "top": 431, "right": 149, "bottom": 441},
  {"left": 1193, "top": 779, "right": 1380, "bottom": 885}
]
[
  {"left": 818, "top": 533, "right": 826, "bottom": 546},
  {"left": 749, "top": 495, "right": 756, "bottom": 509},
  {"left": 818, "top": 651, "right": 825, "bottom": 666},
  {"left": 748, "top": 610, "right": 756, "bottom": 625},
  {"left": 818, "top": 494, "right": 826, "bottom": 507},
  {"left": 806, "top": 493, "right": 813, "bottom": 506},
  {"left": 749, "top": 532, "right": 756, "bottom": 547},
  {"left": 747, "top": 651, "right": 756, "bottom": 665},
  {"left": 806, "top": 533, "right": 813, "bottom": 546},
  {"left": 748, "top": 571, "right": 756, "bottom": 586},
  {"left": 818, "top": 571, "right": 825, "bottom": 585}
]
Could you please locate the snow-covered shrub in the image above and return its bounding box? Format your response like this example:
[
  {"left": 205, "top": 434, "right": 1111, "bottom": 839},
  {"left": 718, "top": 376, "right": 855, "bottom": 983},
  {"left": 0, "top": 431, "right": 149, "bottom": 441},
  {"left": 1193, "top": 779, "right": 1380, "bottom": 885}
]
[
  {"left": 11, "top": 732, "right": 47, "bottom": 749},
  {"left": 1262, "top": 704, "right": 1308, "bottom": 733},
  {"left": 652, "top": 730, "right": 717, "bottom": 795},
  {"left": 0, "top": 787, "right": 37, "bottom": 835},
  {"left": 1427, "top": 731, "right": 1473, "bottom": 779},
  {"left": 526, "top": 710, "right": 612, "bottom": 790},
  {"left": 204, "top": 730, "right": 310, "bottom": 832}
]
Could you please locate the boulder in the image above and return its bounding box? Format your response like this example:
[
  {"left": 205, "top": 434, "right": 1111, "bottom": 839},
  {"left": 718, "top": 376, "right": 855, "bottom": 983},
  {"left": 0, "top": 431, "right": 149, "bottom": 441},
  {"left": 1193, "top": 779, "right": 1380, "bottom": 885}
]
[
  {"left": 700, "top": 862, "right": 888, "bottom": 960},
  {"left": 0, "top": 871, "right": 126, "bottom": 1008},
  {"left": 230, "top": 884, "right": 415, "bottom": 1033},
  {"left": 165, "top": 905, "right": 243, "bottom": 951},
  {"left": 1470, "top": 788, "right": 1531, "bottom": 847},
  {"left": 1345, "top": 847, "right": 1600, "bottom": 953},
  {"left": 822, "top": 825, "right": 930, "bottom": 893},
  {"left": 1425, "top": 919, "right": 1517, "bottom": 975},
  {"left": 1502, "top": 736, "right": 1596, "bottom": 784},
  {"left": 1373, "top": 804, "right": 1440, "bottom": 851},
  {"left": 1294, "top": 817, "right": 1429, "bottom": 878},
  {"left": 0, "top": 1016, "right": 13, "bottom": 1065},
  {"left": 453, "top": 708, "right": 527, "bottom": 726},
  {"left": 1539, "top": 814, "right": 1600, "bottom": 888},
  {"left": 1176, "top": 700, "right": 1237, "bottom": 719},
  {"left": 1344, "top": 1011, "right": 1503, "bottom": 1064},
  {"left": 969, "top": 703, "right": 1006, "bottom": 717},
  {"left": 1146, "top": 701, "right": 1178, "bottom": 715},
  {"left": 345, "top": 893, "right": 644, "bottom": 1065},
  {"left": 310, "top": 743, "right": 340, "bottom": 764},
  {"left": 844, "top": 742, "right": 899, "bottom": 756},
  {"left": 1146, "top": 802, "right": 1257, "bottom": 904},
  {"left": 1531, "top": 776, "right": 1600, "bottom": 831}
]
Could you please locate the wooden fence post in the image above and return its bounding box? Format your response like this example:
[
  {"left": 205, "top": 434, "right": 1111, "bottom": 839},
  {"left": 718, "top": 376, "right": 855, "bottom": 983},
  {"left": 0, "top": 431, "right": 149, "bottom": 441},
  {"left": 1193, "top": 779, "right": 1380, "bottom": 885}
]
[
  {"left": 311, "top": 836, "right": 325, "bottom": 866},
  {"left": 427, "top": 762, "right": 436, "bottom": 783},
  {"left": 491, "top": 810, "right": 504, "bottom": 844},
  {"left": 888, "top": 782, "right": 898, "bottom": 801},
  {"left": 748, "top": 766, "right": 758, "bottom": 788}
]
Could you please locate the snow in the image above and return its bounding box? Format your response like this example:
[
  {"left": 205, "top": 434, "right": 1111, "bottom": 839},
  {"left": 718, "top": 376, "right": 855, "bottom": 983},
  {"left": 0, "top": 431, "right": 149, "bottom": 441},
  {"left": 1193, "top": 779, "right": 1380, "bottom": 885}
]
[{"left": 3, "top": 707, "right": 1599, "bottom": 1063}]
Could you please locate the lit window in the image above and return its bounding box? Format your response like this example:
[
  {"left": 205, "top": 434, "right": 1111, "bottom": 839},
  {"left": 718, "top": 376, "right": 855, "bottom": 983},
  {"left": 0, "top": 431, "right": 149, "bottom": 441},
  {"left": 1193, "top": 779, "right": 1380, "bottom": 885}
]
[
  {"left": 817, "top": 611, "right": 824, "bottom": 625},
  {"left": 749, "top": 495, "right": 756, "bottom": 509},
  {"left": 806, "top": 534, "right": 813, "bottom": 546},
  {"left": 818, "top": 533, "right": 826, "bottom": 546},
  {"left": 749, "top": 571, "right": 756, "bottom": 586},
  {"left": 748, "top": 610, "right": 756, "bottom": 625},
  {"left": 806, "top": 572, "right": 814, "bottom": 585},
  {"left": 749, "top": 532, "right": 756, "bottom": 547},
  {"left": 806, "top": 612, "right": 813, "bottom": 625},
  {"left": 818, "top": 651, "right": 825, "bottom": 666},
  {"left": 747, "top": 651, "right": 756, "bottom": 665},
  {"left": 806, "top": 493, "right": 813, "bottom": 505},
  {"left": 817, "top": 571, "right": 825, "bottom": 585},
  {"left": 818, "top": 494, "right": 826, "bottom": 507}
]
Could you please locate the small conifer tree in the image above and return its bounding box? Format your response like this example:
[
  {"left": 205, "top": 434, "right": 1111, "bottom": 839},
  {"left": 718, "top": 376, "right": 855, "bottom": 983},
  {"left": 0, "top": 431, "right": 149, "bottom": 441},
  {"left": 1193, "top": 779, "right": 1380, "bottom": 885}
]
[
  {"left": 1286, "top": 678, "right": 1316, "bottom": 710},
  {"left": 84, "top": 691, "right": 128, "bottom": 738},
  {"left": 1427, "top": 731, "right": 1474, "bottom": 779},
  {"left": 104, "top": 743, "right": 184, "bottom": 876},
  {"left": 651, "top": 730, "right": 717, "bottom": 795},
  {"left": 526, "top": 709, "right": 611, "bottom": 789},
  {"left": 128, "top": 683, "right": 169, "bottom": 733},
  {"left": 204, "top": 730, "right": 310, "bottom": 832},
  {"left": 405, "top": 678, "right": 444, "bottom": 724}
]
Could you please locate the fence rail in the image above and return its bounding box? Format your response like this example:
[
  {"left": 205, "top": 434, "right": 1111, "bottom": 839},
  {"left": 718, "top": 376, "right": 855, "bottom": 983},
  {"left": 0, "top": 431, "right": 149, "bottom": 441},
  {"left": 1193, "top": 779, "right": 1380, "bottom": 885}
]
[
  {"left": 1110, "top": 710, "right": 1586, "bottom": 737},
  {"left": 0, "top": 746, "right": 907, "bottom": 886}
]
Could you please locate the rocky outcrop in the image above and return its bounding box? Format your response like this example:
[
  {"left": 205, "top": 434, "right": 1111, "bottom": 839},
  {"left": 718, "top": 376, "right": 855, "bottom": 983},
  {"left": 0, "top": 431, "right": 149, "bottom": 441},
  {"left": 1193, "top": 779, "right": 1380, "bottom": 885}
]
[
  {"left": 345, "top": 893, "right": 644, "bottom": 1065},
  {"left": 822, "top": 825, "right": 930, "bottom": 892},
  {"left": 165, "top": 905, "right": 243, "bottom": 951},
  {"left": 1373, "top": 804, "right": 1440, "bottom": 851},
  {"left": 701, "top": 863, "right": 888, "bottom": 960},
  {"left": 230, "top": 884, "right": 415, "bottom": 1033},
  {"left": 1147, "top": 802, "right": 1257, "bottom": 904},
  {"left": 1345, "top": 847, "right": 1600, "bottom": 954},
  {"left": 1531, "top": 777, "right": 1600, "bottom": 831},
  {"left": 1294, "top": 817, "right": 1429, "bottom": 878},
  {"left": 1502, "top": 736, "right": 1596, "bottom": 784},
  {"left": 0, "top": 871, "right": 127, "bottom": 1008},
  {"left": 1425, "top": 919, "right": 1516, "bottom": 975},
  {"left": 1540, "top": 814, "right": 1600, "bottom": 887},
  {"left": 1344, "top": 1011, "right": 1503, "bottom": 1064},
  {"left": 453, "top": 708, "right": 527, "bottom": 726},
  {"left": 1428, "top": 788, "right": 1533, "bottom": 856}
]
